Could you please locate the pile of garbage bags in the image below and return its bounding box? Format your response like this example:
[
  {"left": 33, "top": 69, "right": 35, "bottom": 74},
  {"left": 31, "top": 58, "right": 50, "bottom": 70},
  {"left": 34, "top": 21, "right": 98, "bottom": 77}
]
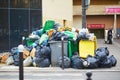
[
  {"left": 58, "top": 47, "right": 117, "bottom": 69},
  {"left": 1, "top": 20, "right": 117, "bottom": 69},
  {"left": 6, "top": 45, "right": 51, "bottom": 67}
]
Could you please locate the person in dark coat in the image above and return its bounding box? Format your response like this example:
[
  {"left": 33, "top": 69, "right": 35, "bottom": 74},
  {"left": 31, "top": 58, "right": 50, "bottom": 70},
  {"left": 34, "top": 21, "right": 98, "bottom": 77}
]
[{"left": 107, "top": 28, "right": 113, "bottom": 44}]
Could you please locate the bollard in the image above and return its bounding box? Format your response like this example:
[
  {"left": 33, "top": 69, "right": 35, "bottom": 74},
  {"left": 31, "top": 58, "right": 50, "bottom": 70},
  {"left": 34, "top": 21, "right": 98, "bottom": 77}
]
[
  {"left": 61, "top": 37, "right": 64, "bottom": 70},
  {"left": 18, "top": 45, "right": 24, "bottom": 80},
  {"left": 86, "top": 71, "right": 92, "bottom": 80}
]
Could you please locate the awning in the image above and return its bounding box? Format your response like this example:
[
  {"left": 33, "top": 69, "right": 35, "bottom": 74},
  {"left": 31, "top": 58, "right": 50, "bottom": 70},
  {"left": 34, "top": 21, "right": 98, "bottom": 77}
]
[{"left": 87, "top": 24, "right": 105, "bottom": 29}]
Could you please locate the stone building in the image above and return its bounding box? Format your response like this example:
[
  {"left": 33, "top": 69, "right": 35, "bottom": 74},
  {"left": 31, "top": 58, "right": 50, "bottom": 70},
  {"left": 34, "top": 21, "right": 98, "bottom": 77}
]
[{"left": 0, "top": 0, "right": 120, "bottom": 51}]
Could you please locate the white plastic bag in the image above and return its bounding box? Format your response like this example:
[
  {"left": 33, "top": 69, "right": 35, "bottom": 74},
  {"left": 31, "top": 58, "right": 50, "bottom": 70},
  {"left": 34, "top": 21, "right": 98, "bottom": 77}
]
[
  {"left": 23, "top": 56, "right": 32, "bottom": 67},
  {"left": 6, "top": 56, "right": 14, "bottom": 65}
]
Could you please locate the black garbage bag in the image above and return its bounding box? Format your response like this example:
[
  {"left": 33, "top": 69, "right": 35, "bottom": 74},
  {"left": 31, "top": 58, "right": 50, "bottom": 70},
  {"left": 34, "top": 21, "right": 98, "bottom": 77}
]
[
  {"left": 72, "top": 51, "right": 79, "bottom": 56},
  {"left": 40, "top": 46, "right": 51, "bottom": 58},
  {"left": 95, "top": 51, "right": 107, "bottom": 62},
  {"left": 13, "top": 53, "right": 19, "bottom": 66},
  {"left": 71, "top": 55, "right": 83, "bottom": 69},
  {"left": 71, "top": 52, "right": 79, "bottom": 61},
  {"left": 96, "top": 47, "right": 109, "bottom": 56},
  {"left": 99, "top": 57, "right": 112, "bottom": 68},
  {"left": 53, "top": 32, "right": 62, "bottom": 40},
  {"left": 36, "top": 58, "right": 50, "bottom": 67},
  {"left": 41, "top": 40, "right": 48, "bottom": 46},
  {"left": 11, "top": 47, "right": 18, "bottom": 56},
  {"left": 36, "top": 46, "right": 41, "bottom": 50},
  {"left": 10, "top": 47, "right": 20, "bottom": 66},
  {"left": 84, "top": 56, "right": 99, "bottom": 69},
  {"left": 35, "top": 47, "right": 42, "bottom": 58},
  {"left": 35, "top": 46, "right": 51, "bottom": 59},
  {"left": 50, "top": 32, "right": 69, "bottom": 41},
  {"left": 53, "top": 22, "right": 61, "bottom": 30},
  {"left": 58, "top": 56, "right": 71, "bottom": 68},
  {"left": 24, "top": 46, "right": 33, "bottom": 52},
  {"left": 63, "top": 35, "right": 70, "bottom": 40},
  {"left": 76, "top": 32, "right": 89, "bottom": 42},
  {"left": 34, "top": 40, "right": 39, "bottom": 45},
  {"left": 34, "top": 57, "right": 44, "bottom": 64},
  {"left": 108, "top": 55, "right": 117, "bottom": 66}
]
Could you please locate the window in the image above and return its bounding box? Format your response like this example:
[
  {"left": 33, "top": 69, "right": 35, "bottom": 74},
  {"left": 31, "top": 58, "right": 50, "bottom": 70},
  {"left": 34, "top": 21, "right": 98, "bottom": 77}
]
[
  {"left": 0, "top": 0, "right": 8, "bottom": 8},
  {"left": 30, "top": 0, "right": 42, "bottom": 9},
  {"left": 10, "top": 0, "right": 29, "bottom": 8},
  {"left": 0, "top": 0, "right": 42, "bottom": 51},
  {"left": 0, "top": 9, "right": 9, "bottom": 51},
  {"left": 10, "top": 9, "right": 29, "bottom": 47},
  {"left": 30, "top": 10, "right": 42, "bottom": 31}
]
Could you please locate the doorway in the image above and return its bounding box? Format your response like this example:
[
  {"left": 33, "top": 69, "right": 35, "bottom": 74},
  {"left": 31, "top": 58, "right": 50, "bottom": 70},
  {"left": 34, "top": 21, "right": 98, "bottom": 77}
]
[{"left": 89, "top": 29, "right": 104, "bottom": 39}]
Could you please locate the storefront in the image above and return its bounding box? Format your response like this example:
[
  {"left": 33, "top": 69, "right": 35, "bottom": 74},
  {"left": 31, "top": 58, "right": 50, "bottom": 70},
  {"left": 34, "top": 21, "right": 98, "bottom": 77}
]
[
  {"left": 0, "top": 0, "right": 42, "bottom": 52},
  {"left": 106, "top": 7, "right": 120, "bottom": 38},
  {"left": 86, "top": 15, "right": 114, "bottom": 39},
  {"left": 87, "top": 24, "right": 105, "bottom": 39}
]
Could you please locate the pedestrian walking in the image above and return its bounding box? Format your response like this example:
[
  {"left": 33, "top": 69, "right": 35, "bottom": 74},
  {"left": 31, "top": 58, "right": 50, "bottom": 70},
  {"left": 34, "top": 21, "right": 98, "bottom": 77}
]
[
  {"left": 107, "top": 28, "right": 113, "bottom": 44},
  {"left": 105, "top": 29, "right": 108, "bottom": 43}
]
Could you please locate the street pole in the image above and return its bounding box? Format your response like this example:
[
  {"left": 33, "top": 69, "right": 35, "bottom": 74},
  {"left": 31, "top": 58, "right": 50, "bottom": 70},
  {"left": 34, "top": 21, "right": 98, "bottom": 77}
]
[
  {"left": 61, "top": 37, "right": 64, "bottom": 70},
  {"left": 19, "top": 51, "right": 24, "bottom": 80},
  {"left": 82, "top": 0, "right": 86, "bottom": 28},
  {"left": 18, "top": 45, "right": 24, "bottom": 80}
]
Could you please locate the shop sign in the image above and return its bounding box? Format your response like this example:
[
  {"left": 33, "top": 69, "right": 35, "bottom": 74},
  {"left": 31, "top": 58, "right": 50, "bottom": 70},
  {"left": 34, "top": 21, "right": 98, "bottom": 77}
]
[
  {"left": 87, "top": 24, "right": 105, "bottom": 29},
  {"left": 106, "top": 7, "right": 120, "bottom": 14}
]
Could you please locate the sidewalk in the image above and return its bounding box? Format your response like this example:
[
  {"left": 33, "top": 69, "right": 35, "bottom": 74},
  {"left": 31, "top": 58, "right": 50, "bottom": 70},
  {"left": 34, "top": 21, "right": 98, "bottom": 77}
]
[
  {"left": 97, "top": 39, "right": 120, "bottom": 71},
  {"left": 0, "top": 39, "right": 120, "bottom": 72}
]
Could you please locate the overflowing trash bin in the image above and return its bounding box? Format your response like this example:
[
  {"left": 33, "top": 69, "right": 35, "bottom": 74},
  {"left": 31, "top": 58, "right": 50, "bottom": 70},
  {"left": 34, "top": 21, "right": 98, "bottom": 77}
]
[
  {"left": 68, "top": 40, "right": 78, "bottom": 58},
  {"left": 79, "top": 36, "right": 97, "bottom": 58},
  {"left": 49, "top": 41, "right": 68, "bottom": 66},
  {"left": 0, "top": 20, "right": 117, "bottom": 69}
]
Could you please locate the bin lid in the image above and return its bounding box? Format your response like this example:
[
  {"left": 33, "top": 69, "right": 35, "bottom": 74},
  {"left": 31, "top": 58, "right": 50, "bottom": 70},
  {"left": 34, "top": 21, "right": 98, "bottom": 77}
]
[{"left": 48, "top": 41, "right": 68, "bottom": 44}]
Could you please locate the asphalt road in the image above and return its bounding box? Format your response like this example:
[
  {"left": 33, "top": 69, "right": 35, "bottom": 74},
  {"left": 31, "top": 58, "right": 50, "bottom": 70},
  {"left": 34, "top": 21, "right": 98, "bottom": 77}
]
[
  {"left": 92, "top": 71, "right": 120, "bottom": 80},
  {"left": 0, "top": 70, "right": 120, "bottom": 80}
]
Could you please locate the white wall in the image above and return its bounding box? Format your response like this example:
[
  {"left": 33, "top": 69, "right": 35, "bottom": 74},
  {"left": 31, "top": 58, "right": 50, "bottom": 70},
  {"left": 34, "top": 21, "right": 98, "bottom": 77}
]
[
  {"left": 42, "top": 0, "right": 73, "bottom": 26},
  {"left": 73, "top": 15, "right": 82, "bottom": 29}
]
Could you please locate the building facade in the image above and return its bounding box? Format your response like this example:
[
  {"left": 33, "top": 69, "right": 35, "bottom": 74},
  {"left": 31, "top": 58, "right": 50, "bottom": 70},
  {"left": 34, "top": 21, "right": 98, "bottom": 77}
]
[
  {"left": 0, "top": 0, "right": 120, "bottom": 51},
  {"left": 0, "top": 0, "right": 42, "bottom": 52},
  {"left": 73, "top": 0, "right": 120, "bottom": 38},
  {"left": 42, "top": 0, "right": 120, "bottom": 39}
]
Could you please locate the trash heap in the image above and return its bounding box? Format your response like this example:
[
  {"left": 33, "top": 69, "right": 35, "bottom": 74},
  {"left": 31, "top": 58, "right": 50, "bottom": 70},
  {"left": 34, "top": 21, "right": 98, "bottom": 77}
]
[
  {"left": 70, "top": 47, "right": 117, "bottom": 69},
  {"left": 0, "top": 20, "right": 117, "bottom": 69}
]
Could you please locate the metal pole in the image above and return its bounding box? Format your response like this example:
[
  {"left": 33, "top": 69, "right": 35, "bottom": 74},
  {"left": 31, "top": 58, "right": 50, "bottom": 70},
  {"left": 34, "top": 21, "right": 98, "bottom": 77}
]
[
  {"left": 18, "top": 45, "right": 24, "bottom": 80},
  {"left": 113, "top": 14, "right": 117, "bottom": 38},
  {"left": 19, "top": 52, "right": 24, "bottom": 80},
  {"left": 61, "top": 37, "right": 64, "bottom": 70},
  {"left": 82, "top": 0, "right": 86, "bottom": 28}
]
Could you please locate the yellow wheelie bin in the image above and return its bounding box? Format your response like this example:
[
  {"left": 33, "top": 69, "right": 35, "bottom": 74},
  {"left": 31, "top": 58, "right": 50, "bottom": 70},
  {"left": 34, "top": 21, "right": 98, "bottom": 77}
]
[{"left": 79, "top": 36, "right": 97, "bottom": 58}]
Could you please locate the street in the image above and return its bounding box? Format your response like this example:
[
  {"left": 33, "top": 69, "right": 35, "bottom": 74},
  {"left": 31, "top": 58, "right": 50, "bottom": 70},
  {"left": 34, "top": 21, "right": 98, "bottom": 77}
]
[{"left": 0, "top": 68, "right": 120, "bottom": 80}]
